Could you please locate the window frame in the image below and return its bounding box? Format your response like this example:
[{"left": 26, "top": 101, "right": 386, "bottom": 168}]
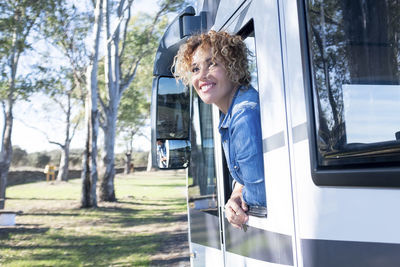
[
  {"left": 221, "top": 19, "right": 268, "bottom": 216},
  {"left": 297, "top": 0, "right": 400, "bottom": 187}
]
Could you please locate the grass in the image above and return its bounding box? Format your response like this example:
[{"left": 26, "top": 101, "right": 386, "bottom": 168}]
[{"left": 0, "top": 170, "right": 188, "bottom": 267}]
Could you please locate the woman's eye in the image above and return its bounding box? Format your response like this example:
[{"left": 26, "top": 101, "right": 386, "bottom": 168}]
[{"left": 191, "top": 67, "right": 199, "bottom": 73}]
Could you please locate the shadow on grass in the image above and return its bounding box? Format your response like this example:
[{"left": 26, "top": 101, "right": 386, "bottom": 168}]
[
  {"left": 17, "top": 199, "right": 187, "bottom": 229},
  {"left": 0, "top": 230, "right": 160, "bottom": 266},
  {"left": 0, "top": 227, "right": 49, "bottom": 239},
  {"left": 7, "top": 197, "right": 78, "bottom": 201},
  {"left": 133, "top": 183, "right": 186, "bottom": 188}
]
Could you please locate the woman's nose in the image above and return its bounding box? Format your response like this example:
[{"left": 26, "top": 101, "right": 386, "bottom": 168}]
[{"left": 199, "top": 66, "right": 209, "bottom": 80}]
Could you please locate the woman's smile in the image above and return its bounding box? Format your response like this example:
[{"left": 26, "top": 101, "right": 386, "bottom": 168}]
[{"left": 199, "top": 82, "right": 216, "bottom": 92}]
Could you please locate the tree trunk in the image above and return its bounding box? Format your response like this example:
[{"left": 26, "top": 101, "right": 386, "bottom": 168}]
[
  {"left": 99, "top": 113, "right": 117, "bottom": 202},
  {"left": 146, "top": 151, "right": 153, "bottom": 172},
  {"left": 99, "top": 0, "right": 119, "bottom": 202},
  {"left": 80, "top": 0, "right": 102, "bottom": 208},
  {"left": 57, "top": 92, "right": 72, "bottom": 182},
  {"left": 124, "top": 152, "right": 132, "bottom": 174},
  {"left": 0, "top": 9, "right": 19, "bottom": 209},
  {"left": 0, "top": 102, "right": 13, "bottom": 210},
  {"left": 81, "top": 123, "right": 93, "bottom": 207},
  {"left": 57, "top": 143, "right": 70, "bottom": 182},
  {"left": 81, "top": 97, "right": 100, "bottom": 208}
]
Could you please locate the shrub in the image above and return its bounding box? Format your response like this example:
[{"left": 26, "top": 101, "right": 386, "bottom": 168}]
[
  {"left": 27, "top": 152, "right": 51, "bottom": 168},
  {"left": 11, "top": 146, "right": 28, "bottom": 167}
]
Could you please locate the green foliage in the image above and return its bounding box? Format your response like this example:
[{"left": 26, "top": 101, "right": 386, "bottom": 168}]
[
  {"left": 0, "top": 0, "right": 61, "bottom": 102},
  {"left": 116, "top": 15, "right": 170, "bottom": 150},
  {"left": 115, "top": 151, "right": 149, "bottom": 167},
  {"left": 36, "top": 1, "right": 90, "bottom": 101},
  {"left": 27, "top": 152, "right": 51, "bottom": 168},
  {"left": 11, "top": 146, "right": 28, "bottom": 166}
]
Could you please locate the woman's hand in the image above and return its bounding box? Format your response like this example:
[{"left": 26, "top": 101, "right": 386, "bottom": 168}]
[{"left": 225, "top": 182, "right": 248, "bottom": 229}]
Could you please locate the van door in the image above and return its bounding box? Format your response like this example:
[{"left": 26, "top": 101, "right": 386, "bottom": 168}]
[
  {"left": 188, "top": 93, "right": 225, "bottom": 266},
  {"left": 214, "top": 1, "right": 298, "bottom": 266}
]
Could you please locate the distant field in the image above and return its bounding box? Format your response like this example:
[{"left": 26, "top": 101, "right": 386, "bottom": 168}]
[{"left": 0, "top": 170, "right": 189, "bottom": 267}]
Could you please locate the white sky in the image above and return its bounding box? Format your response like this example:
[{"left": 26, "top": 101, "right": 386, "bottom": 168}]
[{"left": 1, "top": 0, "right": 166, "bottom": 154}]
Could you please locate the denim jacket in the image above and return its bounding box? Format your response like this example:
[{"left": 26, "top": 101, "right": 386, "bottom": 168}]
[{"left": 218, "top": 86, "right": 266, "bottom": 207}]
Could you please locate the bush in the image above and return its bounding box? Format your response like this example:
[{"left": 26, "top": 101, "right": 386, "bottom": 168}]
[
  {"left": 11, "top": 146, "right": 28, "bottom": 167},
  {"left": 115, "top": 151, "right": 148, "bottom": 168},
  {"left": 27, "top": 152, "right": 51, "bottom": 168}
]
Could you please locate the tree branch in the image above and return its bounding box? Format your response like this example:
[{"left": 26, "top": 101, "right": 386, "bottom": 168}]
[
  {"left": 69, "top": 116, "right": 82, "bottom": 142},
  {"left": 120, "top": 57, "right": 141, "bottom": 95},
  {"left": 119, "top": 0, "right": 132, "bottom": 59},
  {"left": 14, "top": 117, "right": 63, "bottom": 149},
  {"left": 106, "top": 0, "right": 134, "bottom": 44}
]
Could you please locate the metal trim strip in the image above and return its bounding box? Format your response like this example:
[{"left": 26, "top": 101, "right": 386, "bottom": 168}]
[
  {"left": 263, "top": 131, "right": 286, "bottom": 153},
  {"left": 292, "top": 122, "right": 308, "bottom": 143},
  {"left": 225, "top": 222, "right": 294, "bottom": 266},
  {"left": 302, "top": 238, "right": 400, "bottom": 267}
]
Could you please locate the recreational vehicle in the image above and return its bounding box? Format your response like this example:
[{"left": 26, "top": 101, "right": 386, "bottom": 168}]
[{"left": 151, "top": 0, "right": 400, "bottom": 266}]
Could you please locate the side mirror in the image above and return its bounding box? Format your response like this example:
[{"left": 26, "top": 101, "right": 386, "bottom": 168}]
[
  {"left": 156, "top": 77, "right": 190, "bottom": 139},
  {"left": 156, "top": 140, "right": 191, "bottom": 169},
  {"left": 151, "top": 76, "right": 191, "bottom": 169}
]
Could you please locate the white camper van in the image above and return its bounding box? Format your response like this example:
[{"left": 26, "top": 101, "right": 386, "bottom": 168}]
[{"left": 151, "top": 0, "right": 400, "bottom": 266}]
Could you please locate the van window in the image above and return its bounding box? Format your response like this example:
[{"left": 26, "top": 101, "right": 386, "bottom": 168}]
[
  {"left": 189, "top": 95, "right": 217, "bottom": 211},
  {"left": 244, "top": 32, "right": 259, "bottom": 91},
  {"left": 305, "top": 0, "right": 400, "bottom": 167},
  {"left": 222, "top": 21, "right": 267, "bottom": 214}
]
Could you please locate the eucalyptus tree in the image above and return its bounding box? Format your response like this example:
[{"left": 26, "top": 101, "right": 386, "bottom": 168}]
[
  {"left": 39, "top": 2, "right": 90, "bottom": 182},
  {"left": 116, "top": 55, "right": 152, "bottom": 174},
  {"left": 40, "top": 73, "right": 84, "bottom": 182},
  {"left": 81, "top": 0, "right": 103, "bottom": 208},
  {"left": 99, "top": 0, "right": 185, "bottom": 202},
  {"left": 0, "top": 0, "right": 59, "bottom": 209}
]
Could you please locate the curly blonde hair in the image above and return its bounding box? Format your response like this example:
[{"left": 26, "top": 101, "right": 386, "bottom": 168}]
[{"left": 172, "top": 30, "right": 251, "bottom": 86}]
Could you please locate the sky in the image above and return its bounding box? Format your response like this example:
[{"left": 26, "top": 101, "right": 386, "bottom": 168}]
[{"left": 0, "top": 0, "right": 165, "bottom": 154}]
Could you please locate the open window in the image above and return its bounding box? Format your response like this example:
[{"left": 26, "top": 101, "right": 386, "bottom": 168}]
[
  {"left": 222, "top": 20, "right": 267, "bottom": 217},
  {"left": 301, "top": 0, "right": 400, "bottom": 186}
]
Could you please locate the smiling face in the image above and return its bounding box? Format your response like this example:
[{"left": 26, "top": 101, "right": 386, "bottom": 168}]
[{"left": 190, "top": 45, "right": 238, "bottom": 114}]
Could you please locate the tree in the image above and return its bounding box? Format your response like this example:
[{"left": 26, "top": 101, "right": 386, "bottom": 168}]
[
  {"left": 98, "top": 0, "right": 186, "bottom": 202},
  {"left": 0, "top": 0, "right": 57, "bottom": 210},
  {"left": 81, "top": 0, "right": 103, "bottom": 208},
  {"left": 117, "top": 55, "right": 152, "bottom": 173},
  {"left": 39, "top": 2, "right": 90, "bottom": 181},
  {"left": 47, "top": 85, "right": 83, "bottom": 182}
]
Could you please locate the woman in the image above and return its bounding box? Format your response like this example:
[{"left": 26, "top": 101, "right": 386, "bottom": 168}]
[{"left": 173, "top": 30, "right": 266, "bottom": 229}]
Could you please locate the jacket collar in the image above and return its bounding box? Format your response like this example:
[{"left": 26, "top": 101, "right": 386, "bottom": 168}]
[{"left": 218, "top": 86, "right": 242, "bottom": 129}]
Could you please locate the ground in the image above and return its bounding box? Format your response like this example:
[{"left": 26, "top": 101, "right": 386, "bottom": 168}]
[{"left": 1, "top": 170, "right": 190, "bottom": 266}]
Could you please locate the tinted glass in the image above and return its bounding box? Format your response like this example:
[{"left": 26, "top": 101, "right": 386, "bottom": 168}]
[
  {"left": 189, "top": 95, "right": 217, "bottom": 202},
  {"left": 306, "top": 0, "right": 400, "bottom": 166},
  {"left": 244, "top": 32, "right": 259, "bottom": 91},
  {"left": 188, "top": 95, "right": 220, "bottom": 249},
  {"left": 156, "top": 77, "right": 190, "bottom": 139}
]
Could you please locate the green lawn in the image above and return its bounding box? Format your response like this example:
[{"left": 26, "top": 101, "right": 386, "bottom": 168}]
[{"left": 0, "top": 170, "right": 188, "bottom": 267}]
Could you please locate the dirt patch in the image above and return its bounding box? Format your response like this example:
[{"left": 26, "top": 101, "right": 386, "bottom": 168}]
[{"left": 149, "top": 213, "right": 190, "bottom": 267}]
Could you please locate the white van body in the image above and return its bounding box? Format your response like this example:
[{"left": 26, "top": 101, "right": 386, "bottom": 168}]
[{"left": 151, "top": 0, "right": 400, "bottom": 266}]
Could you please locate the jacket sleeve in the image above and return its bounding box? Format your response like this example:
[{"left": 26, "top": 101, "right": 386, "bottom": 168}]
[{"left": 230, "top": 106, "right": 266, "bottom": 206}]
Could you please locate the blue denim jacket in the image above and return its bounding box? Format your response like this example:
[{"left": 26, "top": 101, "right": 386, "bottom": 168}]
[{"left": 219, "top": 86, "right": 266, "bottom": 207}]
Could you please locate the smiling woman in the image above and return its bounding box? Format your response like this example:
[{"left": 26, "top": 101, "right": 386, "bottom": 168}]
[{"left": 172, "top": 30, "right": 266, "bottom": 229}]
